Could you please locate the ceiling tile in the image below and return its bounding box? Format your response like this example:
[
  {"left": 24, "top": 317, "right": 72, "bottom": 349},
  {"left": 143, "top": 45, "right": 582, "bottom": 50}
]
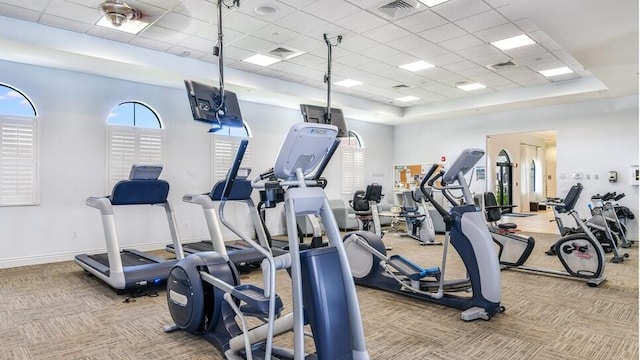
[
  {"left": 0, "top": 4, "right": 40, "bottom": 21},
  {"left": 428, "top": 52, "right": 464, "bottom": 66},
  {"left": 196, "top": 25, "right": 244, "bottom": 45},
  {"left": 2, "top": 0, "right": 49, "bottom": 12},
  {"left": 456, "top": 44, "right": 501, "bottom": 60},
  {"left": 516, "top": 77, "right": 549, "bottom": 87},
  {"left": 393, "top": 9, "right": 448, "bottom": 33},
  {"left": 277, "top": 10, "right": 329, "bottom": 34},
  {"left": 419, "top": 23, "right": 466, "bottom": 43},
  {"left": 456, "top": 65, "right": 493, "bottom": 79},
  {"left": 155, "top": 11, "right": 209, "bottom": 34},
  {"left": 438, "top": 34, "right": 484, "bottom": 51},
  {"left": 430, "top": 0, "right": 492, "bottom": 22},
  {"left": 386, "top": 34, "right": 433, "bottom": 54},
  {"left": 498, "top": 67, "right": 542, "bottom": 81},
  {"left": 512, "top": 52, "right": 558, "bottom": 67},
  {"left": 128, "top": 36, "right": 173, "bottom": 51},
  {"left": 87, "top": 26, "right": 136, "bottom": 42},
  {"left": 455, "top": 10, "right": 508, "bottom": 33},
  {"left": 484, "top": 0, "right": 510, "bottom": 8},
  {"left": 473, "top": 22, "right": 522, "bottom": 42},
  {"left": 165, "top": 45, "right": 207, "bottom": 58},
  {"left": 222, "top": 46, "right": 256, "bottom": 61},
  {"left": 140, "top": 25, "right": 190, "bottom": 45},
  {"left": 502, "top": 44, "right": 548, "bottom": 59},
  {"left": 280, "top": 35, "right": 325, "bottom": 53},
  {"left": 441, "top": 59, "right": 478, "bottom": 73},
  {"left": 171, "top": 0, "right": 217, "bottom": 22},
  {"left": 334, "top": 53, "right": 374, "bottom": 67},
  {"left": 513, "top": 18, "right": 539, "bottom": 33},
  {"left": 362, "top": 23, "right": 412, "bottom": 43},
  {"left": 276, "top": 0, "right": 320, "bottom": 9},
  {"left": 357, "top": 44, "right": 401, "bottom": 61},
  {"left": 39, "top": 14, "right": 92, "bottom": 33},
  {"left": 222, "top": 11, "right": 270, "bottom": 34},
  {"left": 423, "top": 67, "right": 467, "bottom": 85},
  {"left": 301, "top": 0, "right": 361, "bottom": 22},
  {"left": 231, "top": 35, "right": 278, "bottom": 53},
  {"left": 338, "top": 34, "right": 380, "bottom": 52},
  {"left": 378, "top": 52, "right": 421, "bottom": 67},
  {"left": 134, "top": 0, "right": 182, "bottom": 11},
  {"left": 251, "top": 24, "right": 299, "bottom": 44},
  {"left": 286, "top": 53, "right": 326, "bottom": 67},
  {"left": 178, "top": 35, "right": 216, "bottom": 54},
  {"left": 47, "top": 0, "right": 99, "bottom": 23},
  {"left": 334, "top": 10, "right": 388, "bottom": 34}
]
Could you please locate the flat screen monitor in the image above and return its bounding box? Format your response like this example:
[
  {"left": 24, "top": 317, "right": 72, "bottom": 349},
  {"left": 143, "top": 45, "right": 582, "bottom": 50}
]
[
  {"left": 184, "top": 80, "right": 243, "bottom": 131},
  {"left": 129, "top": 164, "right": 163, "bottom": 180},
  {"left": 299, "top": 104, "right": 347, "bottom": 138}
]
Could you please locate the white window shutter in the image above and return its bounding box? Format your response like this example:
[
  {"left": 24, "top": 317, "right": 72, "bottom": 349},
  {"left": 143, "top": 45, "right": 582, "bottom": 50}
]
[
  {"left": 340, "top": 141, "right": 364, "bottom": 194},
  {"left": 211, "top": 135, "right": 252, "bottom": 184},
  {"left": 108, "top": 126, "right": 165, "bottom": 190},
  {"left": 0, "top": 117, "right": 38, "bottom": 205}
]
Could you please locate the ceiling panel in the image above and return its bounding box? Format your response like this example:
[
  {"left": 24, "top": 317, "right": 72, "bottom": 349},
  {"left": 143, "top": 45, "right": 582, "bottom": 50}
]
[{"left": 0, "top": 0, "right": 618, "bottom": 118}]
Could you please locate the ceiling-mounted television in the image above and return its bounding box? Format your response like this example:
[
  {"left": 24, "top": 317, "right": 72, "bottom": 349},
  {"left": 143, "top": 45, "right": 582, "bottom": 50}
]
[
  {"left": 185, "top": 80, "right": 243, "bottom": 131},
  {"left": 299, "top": 104, "right": 348, "bottom": 138}
]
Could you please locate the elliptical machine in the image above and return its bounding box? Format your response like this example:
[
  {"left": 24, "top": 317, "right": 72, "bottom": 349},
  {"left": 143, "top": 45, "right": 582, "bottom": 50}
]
[
  {"left": 491, "top": 183, "right": 607, "bottom": 287},
  {"left": 399, "top": 189, "right": 440, "bottom": 245},
  {"left": 164, "top": 123, "right": 369, "bottom": 359},
  {"left": 343, "top": 149, "right": 504, "bottom": 321}
]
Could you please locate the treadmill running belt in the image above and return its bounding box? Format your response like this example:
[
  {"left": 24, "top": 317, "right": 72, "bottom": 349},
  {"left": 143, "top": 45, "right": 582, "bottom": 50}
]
[{"left": 89, "top": 252, "right": 156, "bottom": 267}]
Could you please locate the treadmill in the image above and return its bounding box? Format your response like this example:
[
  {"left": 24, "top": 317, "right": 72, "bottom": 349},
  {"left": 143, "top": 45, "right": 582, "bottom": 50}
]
[
  {"left": 165, "top": 167, "right": 286, "bottom": 266},
  {"left": 75, "top": 165, "right": 184, "bottom": 292}
]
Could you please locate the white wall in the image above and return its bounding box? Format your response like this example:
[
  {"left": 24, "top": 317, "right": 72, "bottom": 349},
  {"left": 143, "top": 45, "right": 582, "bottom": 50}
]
[
  {"left": 0, "top": 60, "right": 394, "bottom": 268},
  {"left": 394, "top": 95, "right": 639, "bottom": 240}
]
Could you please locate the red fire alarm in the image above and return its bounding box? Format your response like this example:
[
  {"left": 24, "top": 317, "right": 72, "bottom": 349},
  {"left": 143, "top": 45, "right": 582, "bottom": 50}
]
[{"left": 441, "top": 155, "right": 446, "bottom": 162}]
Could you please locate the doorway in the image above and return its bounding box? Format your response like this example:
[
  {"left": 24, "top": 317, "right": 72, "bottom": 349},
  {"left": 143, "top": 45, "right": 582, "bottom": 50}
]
[
  {"left": 486, "top": 131, "right": 557, "bottom": 212},
  {"left": 496, "top": 150, "right": 513, "bottom": 212}
]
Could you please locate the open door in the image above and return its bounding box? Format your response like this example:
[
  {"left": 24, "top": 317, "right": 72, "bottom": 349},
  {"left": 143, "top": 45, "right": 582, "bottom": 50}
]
[{"left": 496, "top": 150, "right": 513, "bottom": 213}]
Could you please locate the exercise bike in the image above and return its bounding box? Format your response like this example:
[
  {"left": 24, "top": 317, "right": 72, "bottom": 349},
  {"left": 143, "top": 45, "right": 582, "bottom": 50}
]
[
  {"left": 490, "top": 183, "right": 607, "bottom": 287},
  {"left": 350, "top": 183, "right": 384, "bottom": 238},
  {"left": 583, "top": 193, "right": 629, "bottom": 263},
  {"left": 399, "top": 188, "right": 440, "bottom": 245},
  {"left": 164, "top": 123, "right": 369, "bottom": 359},
  {"left": 343, "top": 149, "right": 504, "bottom": 321}
]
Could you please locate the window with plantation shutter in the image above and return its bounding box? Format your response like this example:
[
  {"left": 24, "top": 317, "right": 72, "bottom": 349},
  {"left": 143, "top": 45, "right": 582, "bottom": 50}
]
[
  {"left": 0, "top": 118, "right": 38, "bottom": 205},
  {"left": 106, "top": 102, "right": 164, "bottom": 191},
  {"left": 0, "top": 83, "right": 39, "bottom": 206},
  {"left": 107, "top": 126, "right": 164, "bottom": 189},
  {"left": 340, "top": 130, "right": 364, "bottom": 194},
  {"left": 211, "top": 131, "right": 252, "bottom": 184}
]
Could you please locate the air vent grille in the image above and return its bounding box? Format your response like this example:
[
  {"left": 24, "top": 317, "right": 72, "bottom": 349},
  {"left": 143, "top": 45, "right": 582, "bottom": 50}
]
[
  {"left": 375, "top": 0, "right": 419, "bottom": 19},
  {"left": 380, "top": 0, "right": 415, "bottom": 10},
  {"left": 489, "top": 60, "right": 516, "bottom": 70},
  {"left": 267, "top": 46, "right": 304, "bottom": 60}
]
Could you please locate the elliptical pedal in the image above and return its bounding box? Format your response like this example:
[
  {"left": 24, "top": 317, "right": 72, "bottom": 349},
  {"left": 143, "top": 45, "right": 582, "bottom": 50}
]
[
  {"left": 388, "top": 255, "right": 441, "bottom": 281},
  {"left": 231, "top": 284, "right": 284, "bottom": 317}
]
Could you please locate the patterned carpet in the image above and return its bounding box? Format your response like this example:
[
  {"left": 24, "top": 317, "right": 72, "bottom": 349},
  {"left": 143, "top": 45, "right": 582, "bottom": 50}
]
[{"left": 0, "top": 230, "right": 637, "bottom": 359}]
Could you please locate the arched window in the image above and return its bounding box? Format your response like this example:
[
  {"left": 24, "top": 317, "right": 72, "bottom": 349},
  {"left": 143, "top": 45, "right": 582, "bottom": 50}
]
[
  {"left": 0, "top": 83, "right": 39, "bottom": 205},
  {"left": 211, "top": 122, "right": 252, "bottom": 183},
  {"left": 340, "top": 130, "right": 364, "bottom": 194},
  {"left": 106, "top": 101, "right": 164, "bottom": 189}
]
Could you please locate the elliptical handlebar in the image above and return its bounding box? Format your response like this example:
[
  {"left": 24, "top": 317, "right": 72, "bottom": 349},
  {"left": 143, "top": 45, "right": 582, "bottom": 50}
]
[
  {"left": 420, "top": 164, "right": 453, "bottom": 227},
  {"left": 221, "top": 139, "right": 248, "bottom": 201}
]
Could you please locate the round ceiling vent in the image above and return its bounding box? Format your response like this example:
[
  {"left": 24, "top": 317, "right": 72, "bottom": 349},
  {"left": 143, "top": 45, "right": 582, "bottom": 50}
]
[{"left": 99, "top": 0, "right": 140, "bottom": 27}]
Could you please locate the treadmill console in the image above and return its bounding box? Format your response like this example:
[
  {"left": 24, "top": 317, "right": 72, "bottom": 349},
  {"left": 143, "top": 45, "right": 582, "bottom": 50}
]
[{"left": 129, "top": 164, "right": 163, "bottom": 180}]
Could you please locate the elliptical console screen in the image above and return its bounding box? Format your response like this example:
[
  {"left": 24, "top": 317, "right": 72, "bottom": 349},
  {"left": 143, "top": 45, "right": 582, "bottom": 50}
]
[
  {"left": 185, "top": 80, "right": 244, "bottom": 129},
  {"left": 300, "top": 104, "right": 347, "bottom": 138}
]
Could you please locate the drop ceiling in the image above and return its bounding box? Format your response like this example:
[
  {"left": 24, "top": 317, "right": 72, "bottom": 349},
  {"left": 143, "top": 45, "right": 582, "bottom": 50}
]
[{"left": 0, "top": 0, "right": 636, "bottom": 125}]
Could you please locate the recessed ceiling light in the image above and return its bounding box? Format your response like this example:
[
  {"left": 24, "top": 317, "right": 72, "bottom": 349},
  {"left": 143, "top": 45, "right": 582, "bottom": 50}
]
[
  {"left": 490, "top": 34, "right": 536, "bottom": 51},
  {"left": 395, "top": 96, "right": 420, "bottom": 102},
  {"left": 418, "top": 0, "right": 450, "bottom": 6},
  {"left": 334, "top": 79, "right": 363, "bottom": 87},
  {"left": 96, "top": 16, "right": 149, "bottom": 34},
  {"left": 242, "top": 54, "right": 281, "bottom": 66},
  {"left": 539, "top": 66, "right": 574, "bottom": 77},
  {"left": 398, "top": 60, "right": 435, "bottom": 72},
  {"left": 457, "top": 83, "right": 486, "bottom": 91}
]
